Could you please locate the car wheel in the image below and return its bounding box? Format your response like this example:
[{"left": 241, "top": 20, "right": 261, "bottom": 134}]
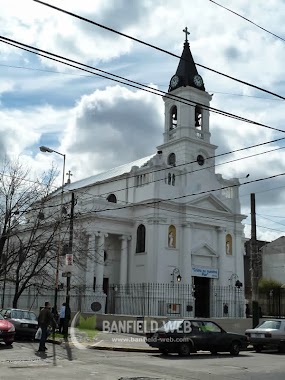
[
  {"left": 278, "top": 343, "right": 285, "bottom": 353},
  {"left": 159, "top": 349, "right": 168, "bottom": 355},
  {"left": 254, "top": 345, "right": 263, "bottom": 353},
  {"left": 5, "top": 341, "right": 13, "bottom": 346},
  {"left": 178, "top": 343, "right": 191, "bottom": 357},
  {"left": 230, "top": 341, "right": 240, "bottom": 356}
]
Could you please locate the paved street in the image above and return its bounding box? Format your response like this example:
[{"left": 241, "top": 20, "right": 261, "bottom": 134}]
[{"left": 1, "top": 339, "right": 285, "bottom": 380}]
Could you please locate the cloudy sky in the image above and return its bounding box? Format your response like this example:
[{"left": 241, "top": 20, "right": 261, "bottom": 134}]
[{"left": 0, "top": 0, "right": 285, "bottom": 241}]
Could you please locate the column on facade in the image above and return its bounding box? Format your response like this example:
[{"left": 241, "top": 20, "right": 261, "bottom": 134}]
[
  {"left": 119, "top": 235, "right": 131, "bottom": 285},
  {"left": 94, "top": 231, "right": 108, "bottom": 294},
  {"left": 181, "top": 222, "right": 192, "bottom": 283},
  {"left": 217, "top": 227, "right": 227, "bottom": 285},
  {"left": 85, "top": 233, "right": 96, "bottom": 291}
]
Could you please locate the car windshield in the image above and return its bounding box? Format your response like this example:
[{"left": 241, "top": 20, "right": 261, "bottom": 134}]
[
  {"left": 161, "top": 320, "right": 184, "bottom": 332},
  {"left": 11, "top": 310, "right": 37, "bottom": 320},
  {"left": 257, "top": 320, "right": 281, "bottom": 330}
]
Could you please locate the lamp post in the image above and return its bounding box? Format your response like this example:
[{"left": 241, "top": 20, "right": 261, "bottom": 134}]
[
  {"left": 39, "top": 146, "right": 66, "bottom": 314},
  {"left": 171, "top": 268, "right": 182, "bottom": 284}
]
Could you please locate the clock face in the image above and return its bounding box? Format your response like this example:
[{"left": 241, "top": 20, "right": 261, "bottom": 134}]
[
  {"left": 170, "top": 75, "right": 179, "bottom": 88},
  {"left": 194, "top": 74, "right": 203, "bottom": 87},
  {"left": 197, "top": 154, "right": 205, "bottom": 166}
]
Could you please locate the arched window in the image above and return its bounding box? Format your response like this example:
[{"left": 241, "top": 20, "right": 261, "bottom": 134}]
[
  {"left": 107, "top": 194, "right": 117, "bottom": 203},
  {"left": 169, "top": 106, "right": 177, "bottom": 130},
  {"left": 168, "top": 173, "right": 172, "bottom": 185},
  {"left": 172, "top": 174, "right": 175, "bottom": 186},
  {"left": 168, "top": 225, "right": 176, "bottom": 248},
  {"left": 136, "top": 224, "right": 146, "bottom": 253},
  {"left": 195, "top": 106, "right": 202, "bottom": 129},
  {"left": 226, "top": 234, "right": 233, "bottom": 255},
  {"left": 168, "top": 153, "right": 176, "bottom": 166}
]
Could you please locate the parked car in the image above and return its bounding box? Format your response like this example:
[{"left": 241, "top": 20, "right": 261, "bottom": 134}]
[
  {"left": 0, "top": 313, "right": 15, "bottom": 346},
  {"left": 245, "top": 319, "right": 285, "bottom": 352},
  {"left": 145, "top": 319, "right": 248, "bottom": 356},
  {"left": 0, "top": 308, "right": 38, "bottom": 339}
]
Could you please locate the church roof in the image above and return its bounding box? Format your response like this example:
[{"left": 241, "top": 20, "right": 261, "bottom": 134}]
[{"left": 61, "top": 153, "right": 156, "bottom": 192}]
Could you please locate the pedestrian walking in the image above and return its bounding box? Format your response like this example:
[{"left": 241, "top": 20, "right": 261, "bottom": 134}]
[
  {"left": 59, "top": 302, "right": 66, "bottom": 334},
  {"left": 37, "top": 301, "right": 56, "bottom": 352}
]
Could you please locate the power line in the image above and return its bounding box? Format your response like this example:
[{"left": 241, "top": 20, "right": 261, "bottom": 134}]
[
  {"left": 209, "top": 0, "right": 285, "bottom": 43},
  {"left": 75, "top": 143, "right": 285, "bottom": 202},
  {"left": 1, "top": 135, "right": 284, "bottom": 202},
  {"left": 1, "top": 62, "right": 283, "bottom": 102},
  {"left": 2, "top": 35, "right": 284, "bottom": 134},
  {"left": 72, "top": 170, "right": 285, "bottom": 216},
  {"left": 2, "top": 37, "right": 284, "bottom": 209},
  {"left": 33, "top": 0, "right": 285, "bottom": 101}
]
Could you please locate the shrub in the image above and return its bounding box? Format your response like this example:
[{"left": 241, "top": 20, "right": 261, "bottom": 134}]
[{"left": 258, "top": 278, "right": 282, "bottom": 293}]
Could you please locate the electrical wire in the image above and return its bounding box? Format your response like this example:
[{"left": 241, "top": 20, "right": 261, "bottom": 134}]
[
  {"left": 1, "top": 35, "right": 284, "bottom": 135},
  {"left": 33, "top": 0, "right": 285, "bottom": 101},
  {"left": 0, "top": 62, "right": 283, "bottom": 102},
  {"left": 209, "top": 0, "right": 285, "bottom": 43},
  {"left": 70, "top": 170, "right": 285, "bottom": 216}
]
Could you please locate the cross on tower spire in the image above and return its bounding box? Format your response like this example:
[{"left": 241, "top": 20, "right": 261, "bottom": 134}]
[{"left": 183, "top": 27, "right": 190, "bottom": 42}]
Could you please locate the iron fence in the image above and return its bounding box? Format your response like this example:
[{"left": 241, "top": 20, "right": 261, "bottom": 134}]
[{"left": 0, "top": 283, "right": 247, "bottom": 318}]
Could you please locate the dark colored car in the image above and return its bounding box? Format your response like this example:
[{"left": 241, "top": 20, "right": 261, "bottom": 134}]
[
  {"left": 0, "top": 308, "right": 38, "bottom": 339},
  {"left": 146, "top": 319, "right": 248, "bottom": 356},
  {"left": 245, "top": 319, "right": 285, "bottom": 352},
  {"left": 0, "top": 313, "right": 15, "bottom": 346}
]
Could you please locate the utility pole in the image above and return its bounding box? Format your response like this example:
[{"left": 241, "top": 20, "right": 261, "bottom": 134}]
[
  {"left": 63, "top": 192, "right": 75, "bottom": 339},
  {"left": 250, "top": 193, "right": 260, "bottom": 327}
]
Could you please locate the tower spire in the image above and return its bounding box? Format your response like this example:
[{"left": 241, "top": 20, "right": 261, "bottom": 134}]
[{"left": 168, "top": 29, "right": 205, "bottom": 92}]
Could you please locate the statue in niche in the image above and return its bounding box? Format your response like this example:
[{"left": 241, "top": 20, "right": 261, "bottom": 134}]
[
  {"left": 168, "top": 231, "right": 174, "bottom": 248},
  {"left": 226, "top": 240, "right": 231, "bottom": 254}
]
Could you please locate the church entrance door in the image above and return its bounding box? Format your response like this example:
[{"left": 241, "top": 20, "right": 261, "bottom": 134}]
[{"left": 194, "top": 276, "right": 210, "bottom": 317}]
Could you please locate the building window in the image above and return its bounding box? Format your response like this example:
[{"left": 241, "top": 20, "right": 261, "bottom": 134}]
[
  {"left": 136, "top": 224, "right": 146, "bottom": 253},
  {"left": 136, "top": 174, "right": 149, "bottom": 187},
  {"left": 107, "top": 194, "right": 117, "bottom": 203},
  {"left": 195, "top": 105, "right": 203, "bottom": 139},
  {"left": 168, "top": 225, "right": 176, "bottom": 248},
  {"left": 226, "top": 234, "right": 232, "bottom": 255},
  {"left": 169, "top": 106, "right": 177, "bottom": 130},
  {"left": 168, "top": 153, "right": 176, "bottom": 166}
]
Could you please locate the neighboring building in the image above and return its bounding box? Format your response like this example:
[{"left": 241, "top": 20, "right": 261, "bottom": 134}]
[
  {"left": 261, "top": 236, "right": 285, "bottom": 285},
  {"left": 5, "top": 32, "right": 247, "bottom": 317}
]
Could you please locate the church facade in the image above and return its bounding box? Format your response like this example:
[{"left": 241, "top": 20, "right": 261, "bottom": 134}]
[{"left": 54, "top": 33, "right": 246, "bottom": 318}]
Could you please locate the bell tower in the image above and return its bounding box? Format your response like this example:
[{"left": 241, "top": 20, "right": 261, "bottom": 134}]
[{"left": 157, "top": 28, "right": 217, "bottom": 169}]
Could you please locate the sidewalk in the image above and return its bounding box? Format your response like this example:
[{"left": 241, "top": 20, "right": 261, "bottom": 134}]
[
  {"left": 48, "top": 330, "right": 157, "bottom": 353},
  {"left": 90, "top": 332, "right": 157, "bottom": 352}
]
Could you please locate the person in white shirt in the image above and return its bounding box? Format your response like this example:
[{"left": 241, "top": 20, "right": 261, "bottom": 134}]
[{"left": 59, "top": 303, "right": 66, "bottom": 334}]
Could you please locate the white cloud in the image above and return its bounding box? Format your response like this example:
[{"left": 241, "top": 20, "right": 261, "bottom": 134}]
[{"left": 0, "top": 0, "right": 285, "bottom": 240}]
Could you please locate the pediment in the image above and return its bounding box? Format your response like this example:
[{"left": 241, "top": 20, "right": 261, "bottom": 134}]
[
  {"left": 187, "top": 194, "right": 231, "bottom": 213},
  {"left": 192, "top": 243, "right": 218, "bottom": 257}
]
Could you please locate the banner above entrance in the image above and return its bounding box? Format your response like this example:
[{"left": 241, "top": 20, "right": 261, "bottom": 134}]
[{"left": 192, "top": 266, "right": 219, "bottom": 279}]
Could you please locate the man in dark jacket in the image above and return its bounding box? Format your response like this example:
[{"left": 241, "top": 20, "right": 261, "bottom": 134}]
[{"left": 37, "top": 301, "right": 56, "bottom": 352}]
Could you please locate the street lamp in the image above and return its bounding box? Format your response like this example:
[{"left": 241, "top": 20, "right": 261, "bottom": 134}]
[
  {"left": 171, "top": 268, "right": 182, "bottom": 284},
  {"left": 39, "top": 146, "right": 66, "bottom": 314}
]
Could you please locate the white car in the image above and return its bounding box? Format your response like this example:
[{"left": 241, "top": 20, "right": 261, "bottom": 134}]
[{"left": 245, "top": 319, "right": 285, "bottom": 352}]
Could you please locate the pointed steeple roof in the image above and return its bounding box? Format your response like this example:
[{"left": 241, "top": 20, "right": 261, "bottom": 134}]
[{"left": 169, "top": 28, "right": 205, "bottom": 92}]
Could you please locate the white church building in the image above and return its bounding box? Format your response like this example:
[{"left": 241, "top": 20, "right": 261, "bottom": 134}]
[{"left": 50, "top": 33, "right": 246, "bottom": 318}]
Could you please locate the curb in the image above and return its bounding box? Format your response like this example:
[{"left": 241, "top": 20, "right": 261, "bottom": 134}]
[
  {"left": 89, "top": 345, "right": 158, "bottom": 353},
  {"left": 46, "top": 338, "right": 63, "bottom": 345}
]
